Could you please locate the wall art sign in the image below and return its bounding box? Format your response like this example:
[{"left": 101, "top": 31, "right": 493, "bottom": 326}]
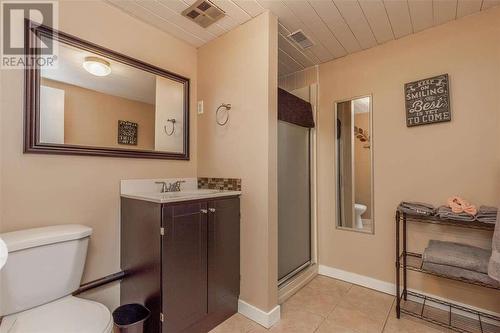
[
  {"left": 118, "top": 120, "right": 138, "bottom": 145},
  {"left": 405, "top": 74, "right": 451, "bottom": 127}
]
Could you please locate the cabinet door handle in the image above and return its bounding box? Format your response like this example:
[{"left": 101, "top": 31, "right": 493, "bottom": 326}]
[
  {"left": 200, "top": 209, "right": 208, "bottom": 214},
  {"left": 209, "top": 208, "right": 216, "bottom": 213}
]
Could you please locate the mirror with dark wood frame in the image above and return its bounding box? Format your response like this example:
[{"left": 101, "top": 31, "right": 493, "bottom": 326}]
[{"left": 24, "top": 20, "right": 190, "bottom": 160}]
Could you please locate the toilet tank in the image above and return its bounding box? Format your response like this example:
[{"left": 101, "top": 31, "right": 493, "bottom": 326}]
[{"left": 0, "top": 225, "right": 92, "bottom": 316}]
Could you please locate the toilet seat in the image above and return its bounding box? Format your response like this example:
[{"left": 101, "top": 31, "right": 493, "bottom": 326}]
[{"left": 0, "top": 296, "right": 112, "bottom": 333}]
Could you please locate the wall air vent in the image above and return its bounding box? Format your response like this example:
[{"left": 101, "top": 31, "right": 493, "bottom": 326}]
[
  {"left": 288, "top": 30, "right": 314, "bottom": 49},
  {"left": 181, "top": 0, "right": 225, "bottom": 28}
]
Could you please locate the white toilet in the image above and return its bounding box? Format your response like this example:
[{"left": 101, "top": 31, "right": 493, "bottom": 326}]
[
  {"left": 354, "top": 204, "right": 367, "bottom": 229},
  {"left": 0, "top": 225, "right": 113, "bottom": 333}
]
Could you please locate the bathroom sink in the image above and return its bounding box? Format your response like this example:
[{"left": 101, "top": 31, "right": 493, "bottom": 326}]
[
  {"left": 125, "top": 189, "right": 223, "bottom": 202},
  {"left": 177, "top": 189, "right": 221, "bottom": 195},
  {"left": 121, "top": 188, "right": 240, "bottom": 203},
  {"left": 158, "top": 189, "right": 221, "bottom": 199}
]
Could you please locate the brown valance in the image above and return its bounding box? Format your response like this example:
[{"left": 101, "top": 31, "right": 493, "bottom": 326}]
[{"left": 278, "top": 88, "right": 315, "bottom": 128}]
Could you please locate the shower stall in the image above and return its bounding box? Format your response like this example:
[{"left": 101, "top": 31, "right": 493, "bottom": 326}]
[{"left": 277, "top": 85, "right": 316, "bottom": 286}]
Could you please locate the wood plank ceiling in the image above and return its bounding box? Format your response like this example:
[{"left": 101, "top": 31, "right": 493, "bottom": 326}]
[{"left": 106, "top": 0, "right": 500, "bottom": 77}]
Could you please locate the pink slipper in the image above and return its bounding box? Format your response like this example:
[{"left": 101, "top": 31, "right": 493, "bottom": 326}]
[
  {"left": 447, "top": 196, "right": 465, "bottom": 213},
  {"left": 447, "top": 196, "right": 477, "bottom": 216}
]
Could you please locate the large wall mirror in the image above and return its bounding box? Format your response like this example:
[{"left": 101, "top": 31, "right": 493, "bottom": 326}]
[
  {"left": 25, "top": 21, "right": 189, "bottom": 159},
  {"left": 335, "top": 96, "right": 374, "bottom": 234}
]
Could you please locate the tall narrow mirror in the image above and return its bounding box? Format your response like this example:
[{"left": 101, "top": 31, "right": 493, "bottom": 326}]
[{"left": 335, "top": 96, "right": 373, "bottom": 233}]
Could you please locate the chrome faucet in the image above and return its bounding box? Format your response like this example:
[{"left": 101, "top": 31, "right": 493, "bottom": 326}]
[
  {"left": 155, "top": 181, "right": 168, "bottom": 193},
  {"left": 155, "top": 180, "right": 186, "bottom": 193},
  {"left": 170, "top": 180, "right": 185, "bottom": 192}
]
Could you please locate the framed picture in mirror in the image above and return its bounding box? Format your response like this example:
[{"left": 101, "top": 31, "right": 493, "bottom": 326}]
[
  {"left": 24, "top": 20, "right": 190, "bottom": 160},
  {"left": 118, "top": 121, "right": 138, "bottom": 146}
]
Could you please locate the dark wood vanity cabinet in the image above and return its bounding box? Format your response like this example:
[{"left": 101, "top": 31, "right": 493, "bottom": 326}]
[{"left": 121, "top": 196, "right": 240, "bottom": 333}]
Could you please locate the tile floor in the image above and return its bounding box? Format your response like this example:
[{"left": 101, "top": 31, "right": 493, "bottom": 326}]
[{"left": 210, "top": 275, "right": 449, "bottom": 333}]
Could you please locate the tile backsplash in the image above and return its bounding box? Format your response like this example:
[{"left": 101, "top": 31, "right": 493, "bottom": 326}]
[{"left": 198, "top": 177, "right": 242, "bottom": 191}]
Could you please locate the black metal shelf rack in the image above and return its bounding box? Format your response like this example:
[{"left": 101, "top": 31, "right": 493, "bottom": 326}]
[{"left": 395, "top": 211, "right": 500, "bottom": 333}]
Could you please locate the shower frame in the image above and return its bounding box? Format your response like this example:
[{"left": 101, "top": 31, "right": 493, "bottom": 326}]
[{"left": 277, "top": 82, "right": 319, "bottom": 295}]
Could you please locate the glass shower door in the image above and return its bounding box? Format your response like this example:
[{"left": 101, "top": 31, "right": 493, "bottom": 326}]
[{"left": 278, "top": 121, "right": 311, "bottom": 284}]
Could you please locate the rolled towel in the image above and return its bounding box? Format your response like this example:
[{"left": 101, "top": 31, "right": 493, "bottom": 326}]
[
  {"left": 423, "top": 240, "right": 490, "bottom": 274},
  {"left": 436, "top": 206, "right": 476, "bottom": 222},
  {"left": 476, "top": 205, "right": 498, "bottom": 224},
  {"left": 397, "top": 201, "right": 435, "bottom": 216},
  {"left": 447, "top": 196, "right": 477, "bottom": 216},
  {"left": 488, "top": 208, "right": 500, "bottom": 282}
]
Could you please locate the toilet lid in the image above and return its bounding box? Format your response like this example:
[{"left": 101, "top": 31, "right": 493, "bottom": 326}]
[{"left": 0, "top": 296, "right": 112, "bottom": 333}]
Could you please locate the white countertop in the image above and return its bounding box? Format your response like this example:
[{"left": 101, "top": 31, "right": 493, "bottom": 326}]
[{"left": 121, "top": 189, "right": 241, "bottom": 204}]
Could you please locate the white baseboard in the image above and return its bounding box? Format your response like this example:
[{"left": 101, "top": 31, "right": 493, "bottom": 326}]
[
  {"left": 318, "top": 264, "right": 500, "bottom": 321},
  {"left": 318, "top": 264, "right": 395, "bottom": 295},
  {"left": 238, "top": 299, "right": 280, "bottom": 329}
]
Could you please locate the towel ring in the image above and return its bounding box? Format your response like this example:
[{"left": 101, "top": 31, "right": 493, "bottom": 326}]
[
  {"left": 216, "top": 103, "right": 232, "bottom": 126},
  {"left": 164, "top": 118, "right": 176, "bottom": 136}
]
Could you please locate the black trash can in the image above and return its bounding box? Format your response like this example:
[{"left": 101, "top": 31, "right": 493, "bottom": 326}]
[{"left": 112, "top": 303, "right": 151, "bottom": 333}]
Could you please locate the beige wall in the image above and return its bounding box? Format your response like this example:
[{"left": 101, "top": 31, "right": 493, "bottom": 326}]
[
  {"left": 154, "top": 76, "right": 185, "bottom": 153},
  {"left": 318, "top": 7, "right": 500, "bottom": 312},
  {"left": 197, "top": 11, "right": 279, "bottom": 312},
  {"left": 0, "top": 0, "right": 198, "bottom": 310},
  {"left": 42, "top": 78, "right": 156, "bottom": 150}
]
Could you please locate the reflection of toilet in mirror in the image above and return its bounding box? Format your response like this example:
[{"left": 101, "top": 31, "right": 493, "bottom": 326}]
[{"left": 354, "top": 203, "right": 367, "bottom": 229}]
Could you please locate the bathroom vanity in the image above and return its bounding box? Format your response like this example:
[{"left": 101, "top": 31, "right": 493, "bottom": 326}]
[{"left": 120, "top": 185, "right": 241, "bottom": 333}]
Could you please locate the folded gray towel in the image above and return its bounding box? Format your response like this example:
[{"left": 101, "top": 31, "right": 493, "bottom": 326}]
[
  {"left": 476, "top": 205, "right": 498, "bottom": 224},
  {"left": 476, "top": 217, "right": 497, "bottom": 223},
  {"left": 398, "top": 201, "right": 435, "bottom": 216},
  {"left": 477, "top": 205, "right": 497, "bottom": 214},
  {"left": 423, "top": 240, "right": 490, "bottom": 274},
  {"left": 488, "top": 209, "right": 500, "bottom": 282},
  {"left": 422, "top": 262, "right": 500, "bottom": 287},
  {"left": 435, "top": 205, "right": 475, "bottom": 222}
]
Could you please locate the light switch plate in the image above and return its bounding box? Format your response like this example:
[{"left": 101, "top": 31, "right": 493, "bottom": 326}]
[{"left": 197, "top": 100, "right": 204, "bottom": 114}]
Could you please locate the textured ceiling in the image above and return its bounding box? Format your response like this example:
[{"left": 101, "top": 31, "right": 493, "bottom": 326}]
[{"left": 107, "top": 0, "right": 500, "bottom": 77}]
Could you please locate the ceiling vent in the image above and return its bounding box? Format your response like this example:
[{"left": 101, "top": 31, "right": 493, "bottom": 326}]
[
  {"left": 181, "top": 0, "right": 225, "bottom": 28},
  {"left": 288, "top": 30, "right": 314, "bottom": 49}
]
